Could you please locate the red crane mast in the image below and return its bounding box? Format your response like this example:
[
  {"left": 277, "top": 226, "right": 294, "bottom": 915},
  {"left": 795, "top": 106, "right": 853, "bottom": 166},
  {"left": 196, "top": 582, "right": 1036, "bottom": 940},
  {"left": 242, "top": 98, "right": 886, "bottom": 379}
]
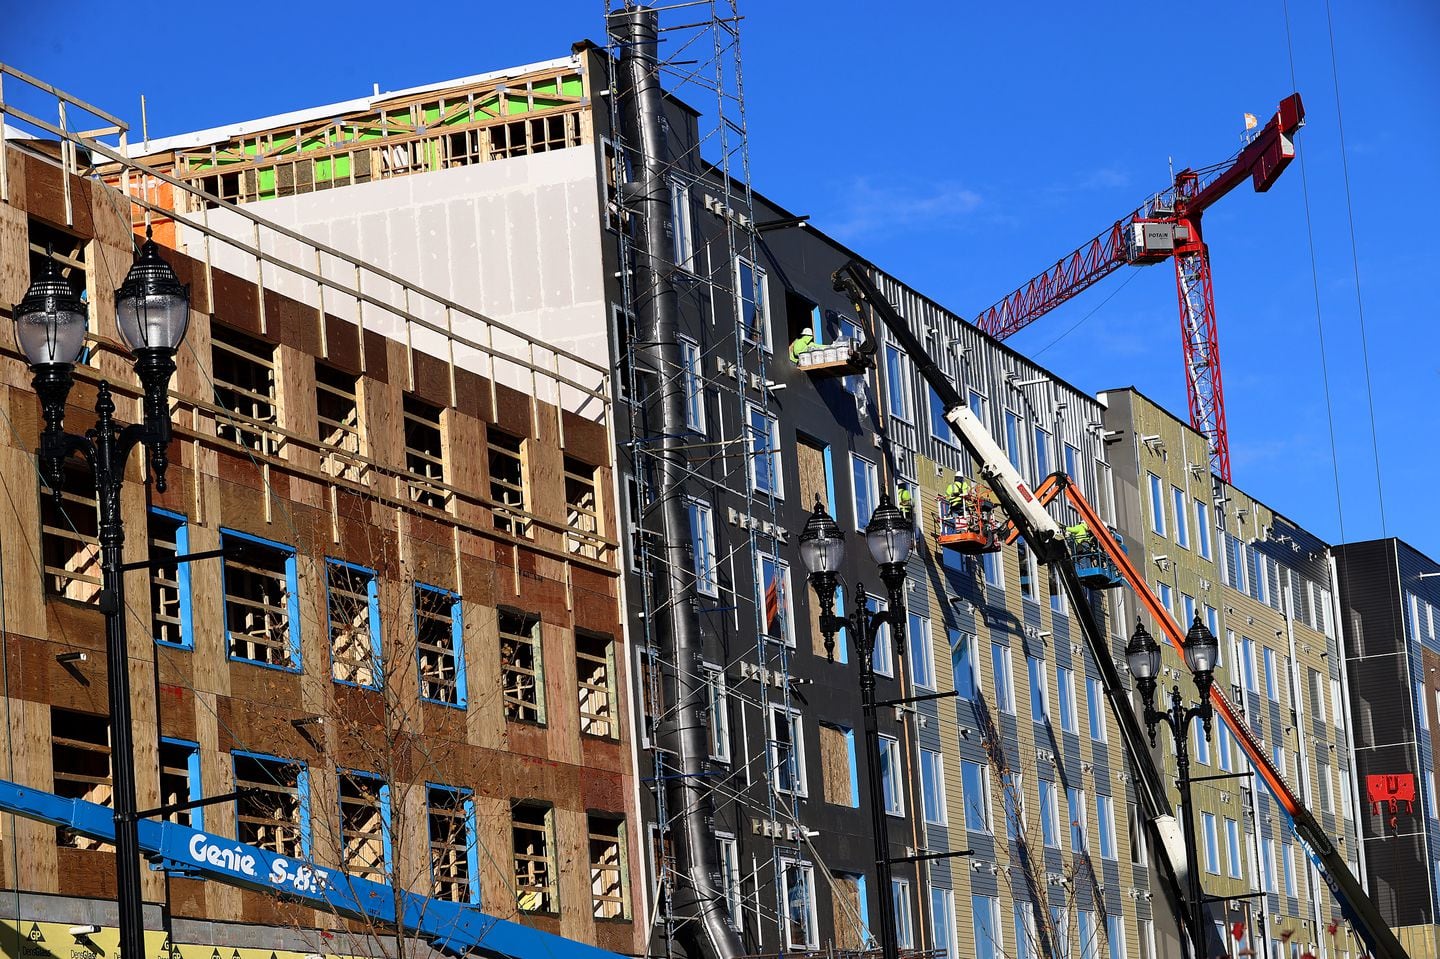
[{"left": 972, "top": 94, "right": 1305, "bottom": 483}]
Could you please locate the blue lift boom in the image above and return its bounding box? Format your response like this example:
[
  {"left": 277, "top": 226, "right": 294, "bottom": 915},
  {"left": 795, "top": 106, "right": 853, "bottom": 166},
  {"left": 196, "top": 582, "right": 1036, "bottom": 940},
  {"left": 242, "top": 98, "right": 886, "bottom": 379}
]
[{"left": 0, "top": 779, "right": 624, "bottom": 959}]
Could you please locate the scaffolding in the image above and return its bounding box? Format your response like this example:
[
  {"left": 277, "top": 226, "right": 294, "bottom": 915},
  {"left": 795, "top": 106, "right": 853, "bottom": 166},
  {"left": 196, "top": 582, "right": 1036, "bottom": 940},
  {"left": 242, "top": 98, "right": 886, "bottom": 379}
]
[{"left": 601, "top": 4, "right": 812, "bottom": 957}]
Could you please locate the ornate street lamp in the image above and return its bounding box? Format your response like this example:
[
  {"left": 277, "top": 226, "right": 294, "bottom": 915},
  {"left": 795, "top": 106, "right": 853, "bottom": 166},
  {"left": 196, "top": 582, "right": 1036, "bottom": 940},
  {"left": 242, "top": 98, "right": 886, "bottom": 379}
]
[
  {"left": 798, "top": 494, "right": 913, "bottom": 959},
  {"left": 14, "top": 231, "right": 189, "bottom": 959},
  {"left": 1126, "top": 615, "right": 1220, "bottom": 959}
]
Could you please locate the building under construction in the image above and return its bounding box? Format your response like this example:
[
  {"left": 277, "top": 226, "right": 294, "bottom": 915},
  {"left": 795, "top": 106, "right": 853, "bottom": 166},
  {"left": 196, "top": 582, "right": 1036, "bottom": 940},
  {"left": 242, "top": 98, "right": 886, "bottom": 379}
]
[{"left": 0, "top": 3, "right": 1427, "bottom": 959}]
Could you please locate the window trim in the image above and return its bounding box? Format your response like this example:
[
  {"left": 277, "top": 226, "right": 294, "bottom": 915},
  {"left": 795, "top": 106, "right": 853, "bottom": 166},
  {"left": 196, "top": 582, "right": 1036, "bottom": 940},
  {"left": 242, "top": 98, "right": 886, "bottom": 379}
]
[
  {"left": 679, "top": 334, "right": 705, "bottom": 433},
  {"left": 232, "top": 748, "right": 311, "bottom": 859},
  {"left": 326, "top": 557, "right": 382, "bottom": 689},
  {"left": 746, "top": 403, "right": 784, "bottom": 498},
  {"left": 879, "top": 733, "right": 905, "bottom": 817},
  {"left": 920, "top": 747, "right": 947, "bottom": 825},
  {"left": 159, "top": 736, "right": 203, "bottom": 829},
  {"left": 687, "top": 497, "right": 719, "bottom": 598},
  {"left": 220, "top": 527, "right": 301, "bottom": 673},
  {"left": 909, "top": 612, "right": 935, "bottom": 689},
  {"left": 850, "top": 451, "right": 879, "bottom": 531},
  {"left": 151, "top": 507, "right": 194, "bottom": 650},
  {"left": 704, "top": 663, "right": 732, "bottom": 764},
  {"left": 337, "top": 768, "right": 393, "bottom": 882},
  {"left": 884, "top": 342, "right": 912, "bottom": 423},
  {"left": 426, "top": 782, "right": 480, "bottom": 905},
  {"left": 757, "top": 551, "right": 796, "bottom": 648},
  {"left": 769, "top": 705, "right": 808, "bottom": 797},
  {"left": 735, "top": 255, "right": 771, "bottom": 352},
  {"left": 1147, "top": 472, "right": 1166, "bottom": 536}
]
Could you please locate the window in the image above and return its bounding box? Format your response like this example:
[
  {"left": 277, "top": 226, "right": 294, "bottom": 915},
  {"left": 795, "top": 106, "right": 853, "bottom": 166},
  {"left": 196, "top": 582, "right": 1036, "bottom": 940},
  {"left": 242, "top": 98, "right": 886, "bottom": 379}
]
[
  {"left": 1052, "top": 907, "right": 1072, "bottom": 959},
  {"left": 820, "top": 723, "right": 858, "bottom": 807},
  {"left": 1014, "top": 902, "right": 1040, "bottom": 959},
  {"left": 1308, "top": 668, "right": 1325, "bottom": 720},
  {"left": 747, "top": 405, "right": 782, "bottom": 496},
  {"left": 1431, "top": 771, "right": 1439, "bottom": 821},
  {"left": 426, "top": 783, "right": 478, "bottom": 898},
  {"left": 932, "top": 887, "right": 958, "bottom": 959},
  {"left": 796, "top": 434, "right": 834, "bottom": 514},
  {"left": 680, "top": 336, "right": 705, "bottom": 431},
  {"left": 1079, "top": 911, "right": 1099, "bottom": 959},
  {"left": 1086, "top": 675, "right": 1107, "bottom": 742},
  {"left": 1225, "top": 817, "right": 1243, "bottom": 879},
  {"left": 1158, "top": 582, "right": 1173, "bottom": 617},
  {"left": 962, "top": 759, "right": 991, "bottom": 832},
  {"left": 499, "top": 609, "right": 542, "bottom": 722},
  {"left": 669, "top": 178, "right": 693, "bottom": 269},
  {"left": 40, "top": 462, "right": 100, "bottom": 603},
  {"left": 1418, "top": 681, "right": 1430, "bottom": 732},
  {"left": 1192, "top": 720, "right": 1211, "bottom": 765},
  {"left": 1332, "top": 678, "right": 1346, "bottom": 730},
  {"left": 1172, "top": 487, "right": 1189, "bottom": 548},
  {"left": 1217, "top": 723, "right": 1233, "bottom": 772},
  {"left": 1107, "top": 916, "right": 1127, "bottom": 959},
  {"left": 1319, "top": 762, "right": 1334, "bottom": 814},
  {"left": 564, "top": 457, "right": 601, "bottom": 559},
  {"left": 758, "top": 553, "right": 795, "bottom": 647},
  {"left": 705, "top": 665, "right": 732, "bottom": 762},
  {"left": 1034, "top": 425, "right": 1051, "bottom": 481},
  {"left": 1005, "top": 410, "right": 1023, "bottom": 472},
  {"left": 1264, "top": 647, "right": 1279, "bottom": 702},
  {"left": 1040, "top": 778, "right": 1060, "bottom": 848},
  {"left": 880, "top": 734, "right": 905, "bottom": 815},
  {"left": 687, "top": 498, "right": 718, "bottom": 597},
  {"left": 1097, "top": 795, "right": 1116, "bottom": 860},
  {"left": 717, "top": 836, "right": 743, "bottom": 929},
  {"left": 921, "top": 748, "right": 946, "bottom": 824},
  {"left": 992, "top": 643, "right": 1016, "bottom": 713},
  {"left": 1282, "top": 841, "right": 1297, "bottom": 896},
  {"left": 885, "top": 343, "right": 911, "bottom": 421},
  {"left": 1240, "top": 635, "right": 1257, "bottom": 693},
  {"left": 1206, "top": 604, "right": 1220, "bottom": 641},
  {"left": 211, "top": 324, "right": 278, "bottom": 455},
  {"left": 488, "top": 428, "right": 528, "bottom": 535},
  {"left": 1147, "top": 473, "right": 1166, "bottom": 535},
  {"left": 1068, "top": 786, "right": 1087, "bottom": 851},
  {"left": 1050, "top": 567, "right": 1066, "bottom": 613},
  {"left": 1138, "top": 920, "right": 1155, "bottom": 959},
  {"left": 1195, "top": 500, "right": 1212, "bottom": 559},
  {"left": 909, "top": 613, "right": 935, "bottom": 689},
  {"left": 1018, "top": 539, "right": 1038, "bottom": 601},
  {"left": 1029, "top": 656, "right": 1050, "bottom": 723},
  {"left": 338, "top": 771, "right": 390, "bottom": 883},
  {"left": 1058, "top": 666, "right": 1078, "bottom": 733},
  {"left": 234, "top": 751, "right": 308, "bottom": 858},
  {"left": 417, "top": 585, "right": 466, "bottom": 707},
  {"left": 1095, "top": 459, "right": 1115, "bottom": 525},
  {"left": 577, "top": 634, "right": 616, "bottom": 739},
  {"left": 779, "top": 858, "right": 818, "bottom": 949},
  {"left": 1129, "top": 801, "right": 1147, "bottom": 863},
  {"left": 996, "top": 772, "right": 1021, "bottom": 840},
  {"left": 52, "top": 709, "right": 112, "bottom": 849},
  {"left": 1064, "top": 443, "right": 1085, "bottom": 493},
  {"left": 222, "top": 530, "right": 299, "bottom": 670},
  {"left": 972, "top": 894, "right": 1003, "bottom": 959},
  {"left": 159, "top": 738, "right": 201, "bottom": 828},
  {"left": 850, "top": 453, "right": 879, "bottom": 530},
  {"left": 1182, "top": 593, "right": 1196, "bottom": 628},
  {"left": 513, "top": 801, "right": 557, "bottom": 912},
  {"left": 328, "top": 560, "right": 381, "bottom": 687},
  {"left": 983, "top": 548, "right": 1004, "bottom": 587},
  {"left": 953, "top": 632, "right": 977, "bottom": 700},
  {"left": 149, "top": 509, "right": 191, "bottom": 648},
  {"left": 736, "top": 257, "right": 770, "bottom": 348},
  {"left": 1250, "top": 549, "right": 1269, "bottom": 604},
  {"left": 589, "top": 816, "right": 628, "bottom": 919},
  {"left": 316, "top": 364, "right": 363, "bottom": 481},
  {"left": 1201, "top": 812, "right": 1219, "bottom": 873},
  {"left": 929, "top": 385, "right": 959, "bottom": 446},
  {"left": 402, "top": 397, "right": 450, "bottom": 510},
  {"left": 770, "top": 707, "right": 807, "bottom": 796},
  {"left": 893, "top": 881, "right": 915, "bottom": 950}
]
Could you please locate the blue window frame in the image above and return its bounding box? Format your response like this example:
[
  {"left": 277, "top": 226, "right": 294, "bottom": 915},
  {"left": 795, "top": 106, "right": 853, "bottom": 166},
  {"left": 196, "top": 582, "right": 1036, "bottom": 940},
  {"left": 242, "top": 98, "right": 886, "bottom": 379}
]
[
  {"left": 428, "top": 782, "right": 481, "bottom": 904},
  {"left": 416, "top": 584, "right": 467, "bottom": 708},
  {"left": 233, "top": 749, "right": 310, "bottom": 858},
  {"left": 327, "top": 558, "right": 382, "bottom": 688},
  {"left": 221, "top": 528, "right": 301, "bottom": 671},
  {"left": 150, "top": 508, "right": 194, "bottom": 650},
  {"left": 339, "top": 769, "right": 393, "bottom": 882},
  {"left": 159, "top": 737, "right": 202, "bottom": 828}
]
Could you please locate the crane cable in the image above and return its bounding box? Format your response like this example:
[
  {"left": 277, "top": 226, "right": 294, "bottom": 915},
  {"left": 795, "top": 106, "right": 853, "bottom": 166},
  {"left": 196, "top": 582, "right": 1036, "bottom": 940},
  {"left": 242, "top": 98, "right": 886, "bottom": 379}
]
[
  {"left": 1323, "top": 0, "right": 1388, "bottom": 535},
  {"left": 1280, "top": 0, "right": 1347, "bottom": 546}
]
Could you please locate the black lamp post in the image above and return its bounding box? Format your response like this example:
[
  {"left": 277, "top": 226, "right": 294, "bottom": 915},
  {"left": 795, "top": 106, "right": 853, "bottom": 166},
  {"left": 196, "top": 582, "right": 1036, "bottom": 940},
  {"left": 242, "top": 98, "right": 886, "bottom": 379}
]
[
  {"left": 799, "top": 494, "right": 912, "bottom": 959},
  {"left": 1126, "top": 615, "right": 1220, "bottom": 959},
  {"left": 14, "top": 232, "right": 189, "bottom": 959}
]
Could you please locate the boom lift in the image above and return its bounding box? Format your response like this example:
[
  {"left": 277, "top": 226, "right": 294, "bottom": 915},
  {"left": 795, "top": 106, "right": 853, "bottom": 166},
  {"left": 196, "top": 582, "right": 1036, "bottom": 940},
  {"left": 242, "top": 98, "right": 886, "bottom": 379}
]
[
  {"left": 832, "top": 263, "right": 1408, "bottom": 959},
  {"left": 0, "top": 780, "right": 623, "bottom": 959},
  {"left": 970, "top": 94, "right": 1305, "bottom": 484}
]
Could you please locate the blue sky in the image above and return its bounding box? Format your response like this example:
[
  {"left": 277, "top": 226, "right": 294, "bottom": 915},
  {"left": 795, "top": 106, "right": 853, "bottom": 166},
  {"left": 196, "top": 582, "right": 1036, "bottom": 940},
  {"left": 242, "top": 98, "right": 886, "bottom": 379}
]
[{"left": 6, "top": 1, "right": 1437, "bottom": 556}]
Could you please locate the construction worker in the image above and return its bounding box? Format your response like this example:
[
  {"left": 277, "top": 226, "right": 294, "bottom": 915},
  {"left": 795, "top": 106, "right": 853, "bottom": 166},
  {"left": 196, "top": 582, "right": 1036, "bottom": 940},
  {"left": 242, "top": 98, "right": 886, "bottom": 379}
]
[
  {"left": 1066, "top": 521, "right": 1092, "bottom": 547},
  {"left": 895, "top": 482, "right": 913, "bottom": 517},
  {"left": 789, "top": 327, "right": 815, "bottom": 363},
  {"left": 944, "top": 470, "right": 971, "bottom": 510}
]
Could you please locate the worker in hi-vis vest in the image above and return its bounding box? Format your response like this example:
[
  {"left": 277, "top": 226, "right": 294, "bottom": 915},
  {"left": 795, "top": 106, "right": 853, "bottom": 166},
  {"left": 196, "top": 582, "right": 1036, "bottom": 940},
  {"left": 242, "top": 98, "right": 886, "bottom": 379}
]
[
  {"left": 1065, "top": 521, "right": 1092, "bottom": 546},
  {"left": 896, "top": 482, "right": 913, "bottom": 516},
  {"left": 789, "top": 327, "right": 815, "bottom": 363},
  {"left": 944, "top": 470, "right": 971, "bottom": 510}
]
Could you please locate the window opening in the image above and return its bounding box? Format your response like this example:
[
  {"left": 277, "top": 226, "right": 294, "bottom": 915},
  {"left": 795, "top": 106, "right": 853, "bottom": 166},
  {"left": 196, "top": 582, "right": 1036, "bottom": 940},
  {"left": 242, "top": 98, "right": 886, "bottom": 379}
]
[{"left": 500, "top": 609, "right": 545, "bottom": 723}]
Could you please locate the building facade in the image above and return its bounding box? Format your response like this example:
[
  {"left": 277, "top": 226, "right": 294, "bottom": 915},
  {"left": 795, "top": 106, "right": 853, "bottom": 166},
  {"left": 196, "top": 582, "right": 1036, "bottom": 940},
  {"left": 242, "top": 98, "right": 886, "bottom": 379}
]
[
  {"left": 1333, "top": 537, "right": 1440, "bottom": 958},
  {"left": 1, "top": 128, "right": 643, "bottom": 955},
  {"left": 1102, "top": 387, "right": 1365, "bottom": 959}
]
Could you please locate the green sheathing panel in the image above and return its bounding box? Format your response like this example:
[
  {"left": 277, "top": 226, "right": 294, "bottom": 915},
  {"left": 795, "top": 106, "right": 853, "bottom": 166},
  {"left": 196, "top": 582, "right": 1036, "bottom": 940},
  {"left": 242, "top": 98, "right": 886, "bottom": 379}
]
[
  {"left": 561, "top": 77, "right": 583, "bottom": 97},
  {"left": 258, "top": 169, "right": 276, "bottom": 199}
]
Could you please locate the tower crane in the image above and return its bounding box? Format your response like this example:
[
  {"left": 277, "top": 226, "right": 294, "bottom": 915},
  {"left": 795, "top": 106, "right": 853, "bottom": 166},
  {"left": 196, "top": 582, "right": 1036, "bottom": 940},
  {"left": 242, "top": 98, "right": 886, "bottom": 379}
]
[{"left": 972, "top": 93, "right": 1305, "bottom": 483}]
